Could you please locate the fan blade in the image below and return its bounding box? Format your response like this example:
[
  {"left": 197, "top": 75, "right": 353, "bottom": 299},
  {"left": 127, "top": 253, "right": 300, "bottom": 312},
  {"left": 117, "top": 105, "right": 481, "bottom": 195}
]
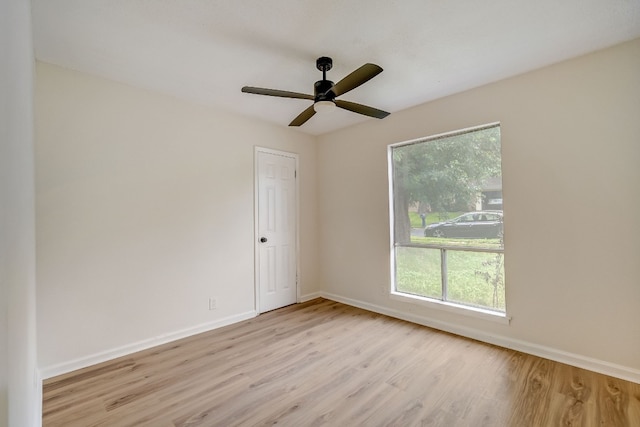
[
  {"left": 242, "top": 86, "right": 314, "bottom": 100},
  {"left": 335, "top": 100, "right": 390, "bottom": 119},
  {"left": 326, "top": 63, "right": 383, "bottom": 97},
  {"left": 289, "top": 105, "right": 316, "bottom": 126}
]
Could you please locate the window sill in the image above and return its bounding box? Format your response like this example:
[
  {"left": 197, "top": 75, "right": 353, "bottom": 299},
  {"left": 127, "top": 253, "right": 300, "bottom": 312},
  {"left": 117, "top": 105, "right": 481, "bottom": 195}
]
[{"left": 390, "top": 291, "right": 511, "bottom": 325}]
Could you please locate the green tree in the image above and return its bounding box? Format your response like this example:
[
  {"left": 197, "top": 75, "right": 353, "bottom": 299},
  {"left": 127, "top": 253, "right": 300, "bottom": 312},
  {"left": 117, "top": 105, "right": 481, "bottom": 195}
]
[{"left": 392, "top": 126, "right": 502, "bottom": 244}]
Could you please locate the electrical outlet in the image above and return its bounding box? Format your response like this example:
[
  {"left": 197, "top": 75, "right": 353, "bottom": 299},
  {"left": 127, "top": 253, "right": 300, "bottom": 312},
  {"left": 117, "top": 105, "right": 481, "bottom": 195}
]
[{"left": 209, "top": 297, "right": 217, "bottom": 310}]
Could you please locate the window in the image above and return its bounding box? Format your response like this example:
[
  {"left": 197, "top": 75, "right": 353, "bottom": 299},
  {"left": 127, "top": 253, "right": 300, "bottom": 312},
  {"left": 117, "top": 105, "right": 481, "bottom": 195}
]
[{"left": 388, "top": 123, "right": 506, "bottom": 317}]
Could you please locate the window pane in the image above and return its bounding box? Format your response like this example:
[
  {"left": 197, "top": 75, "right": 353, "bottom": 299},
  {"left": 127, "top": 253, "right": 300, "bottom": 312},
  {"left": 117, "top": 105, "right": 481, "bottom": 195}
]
[
  {"left": 395, "top": 246, "right": 441, "bottom": 299},
  {"left": 391, "top": 125, "right": 502, "bottom": 250},
  {"left": 446, "top": 250, "right": 505, "bottom": 312},
  {"left": 390, "top": 124, "right": 506, "bottom": 314}
]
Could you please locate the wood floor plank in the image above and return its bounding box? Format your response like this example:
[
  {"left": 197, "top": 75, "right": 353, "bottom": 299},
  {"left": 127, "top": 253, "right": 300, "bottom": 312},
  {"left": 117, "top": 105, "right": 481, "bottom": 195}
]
[{"left": 42, "top": 298, "right": 640, "bottom": 426}]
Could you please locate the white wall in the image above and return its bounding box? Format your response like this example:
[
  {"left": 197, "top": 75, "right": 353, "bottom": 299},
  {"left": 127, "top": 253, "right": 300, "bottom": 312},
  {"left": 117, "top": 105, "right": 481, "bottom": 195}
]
[
  {"left": 0, "top": 0, "right": 40, "bottom": 426},
  {"left": 317, "top": 39, "right": 640, "bottom": 381},
  {"left": 36, "top": 63, "right": 318, "bottom": 376}
]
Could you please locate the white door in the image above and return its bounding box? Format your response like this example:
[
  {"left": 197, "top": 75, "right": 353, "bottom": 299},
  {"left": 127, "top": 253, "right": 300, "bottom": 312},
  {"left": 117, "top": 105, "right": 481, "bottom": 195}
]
[{"left": 256, "top": 149, "right": 297, "bottom": 313}]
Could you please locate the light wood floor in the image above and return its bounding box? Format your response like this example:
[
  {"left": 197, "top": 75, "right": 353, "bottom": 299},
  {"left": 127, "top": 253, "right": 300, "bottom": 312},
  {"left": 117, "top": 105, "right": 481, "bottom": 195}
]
[{"left": 43, "top": 298, "right": 640, "bottom": 426}]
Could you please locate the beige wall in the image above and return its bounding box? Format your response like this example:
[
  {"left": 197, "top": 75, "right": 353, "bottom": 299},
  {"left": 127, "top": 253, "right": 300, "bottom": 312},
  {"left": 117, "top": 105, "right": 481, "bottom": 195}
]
[
  {"left": 36, "top": 38, "right": 639, "bottom": 383},
  {"left": 35, "top": 63, "right": 319, "bottom": 375},
  {"left": 317, "top": 39, "right": 640, "bottom": 378}
]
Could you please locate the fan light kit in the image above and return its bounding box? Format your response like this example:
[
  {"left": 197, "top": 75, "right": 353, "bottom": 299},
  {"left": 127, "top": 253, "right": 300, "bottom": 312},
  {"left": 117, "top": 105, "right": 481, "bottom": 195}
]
[
  {"left": 242, "top": 57, "right": 390, "bottom": 127},
  {"left": 313, "top": 100, "right": 336, "bottom": 114}
]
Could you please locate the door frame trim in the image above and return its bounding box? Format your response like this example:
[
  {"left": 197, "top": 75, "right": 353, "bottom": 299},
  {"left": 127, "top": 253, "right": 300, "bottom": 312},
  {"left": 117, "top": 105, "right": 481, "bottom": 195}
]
[{"left": 254, "top": 146, "right": 300, "bottom": 313}]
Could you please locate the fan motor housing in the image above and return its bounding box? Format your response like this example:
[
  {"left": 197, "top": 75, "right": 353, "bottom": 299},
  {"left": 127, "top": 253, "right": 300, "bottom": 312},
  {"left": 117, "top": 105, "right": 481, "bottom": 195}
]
[{"left": 314, "top": 80, "right": 335, "bottom": 102}]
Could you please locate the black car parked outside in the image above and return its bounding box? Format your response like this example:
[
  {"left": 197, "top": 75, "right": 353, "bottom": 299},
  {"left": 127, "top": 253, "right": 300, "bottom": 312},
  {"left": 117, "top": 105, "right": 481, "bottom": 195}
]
[{"left": 424, "top": 211, "right": 503, "bottom": 239}]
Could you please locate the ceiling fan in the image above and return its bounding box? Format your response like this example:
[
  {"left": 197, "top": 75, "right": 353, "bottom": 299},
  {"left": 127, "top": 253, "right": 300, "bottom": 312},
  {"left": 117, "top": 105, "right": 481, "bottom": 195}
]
[{"left": 241, "top": 57, "right": 390, "bottom": 127}]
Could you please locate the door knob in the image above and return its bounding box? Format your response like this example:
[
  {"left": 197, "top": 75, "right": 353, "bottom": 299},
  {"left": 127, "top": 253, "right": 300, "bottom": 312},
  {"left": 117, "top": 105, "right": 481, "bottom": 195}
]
[{"left": 260, "top": 237, "right": 268, "bottom": 243}]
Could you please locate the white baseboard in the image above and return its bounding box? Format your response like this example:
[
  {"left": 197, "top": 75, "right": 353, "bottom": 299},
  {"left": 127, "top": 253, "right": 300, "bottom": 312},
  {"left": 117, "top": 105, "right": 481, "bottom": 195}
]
[
  {"left": 320, "top": 291, "right": 640, "bottom": 384},
  {"left": 299, "top": 291, "right": 322, "bottom": 302},
  {"left": 40, "top": 310, "right": 257, "bottom": 380}
]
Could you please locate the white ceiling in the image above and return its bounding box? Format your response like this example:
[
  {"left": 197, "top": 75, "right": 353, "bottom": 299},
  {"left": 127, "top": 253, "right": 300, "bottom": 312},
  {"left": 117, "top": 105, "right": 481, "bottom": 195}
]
[{"left": 32, "top": 0, "right": 640, "bottom": 136}]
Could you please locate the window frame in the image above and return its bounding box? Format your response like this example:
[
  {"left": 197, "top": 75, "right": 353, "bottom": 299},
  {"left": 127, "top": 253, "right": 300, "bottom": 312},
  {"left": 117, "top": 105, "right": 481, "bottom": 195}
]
[{"left": 387, "top": 123, "right": 510, "bottom": 324}]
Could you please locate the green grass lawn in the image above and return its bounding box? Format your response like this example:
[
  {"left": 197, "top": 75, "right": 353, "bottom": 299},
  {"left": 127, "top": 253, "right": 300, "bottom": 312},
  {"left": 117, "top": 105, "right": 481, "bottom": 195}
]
[
  {"left": 409, "top": 211, "right": 462, "bottom": 228},
  {"left": 395, "top": 246, "right": 505, "bottom": 312}
]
